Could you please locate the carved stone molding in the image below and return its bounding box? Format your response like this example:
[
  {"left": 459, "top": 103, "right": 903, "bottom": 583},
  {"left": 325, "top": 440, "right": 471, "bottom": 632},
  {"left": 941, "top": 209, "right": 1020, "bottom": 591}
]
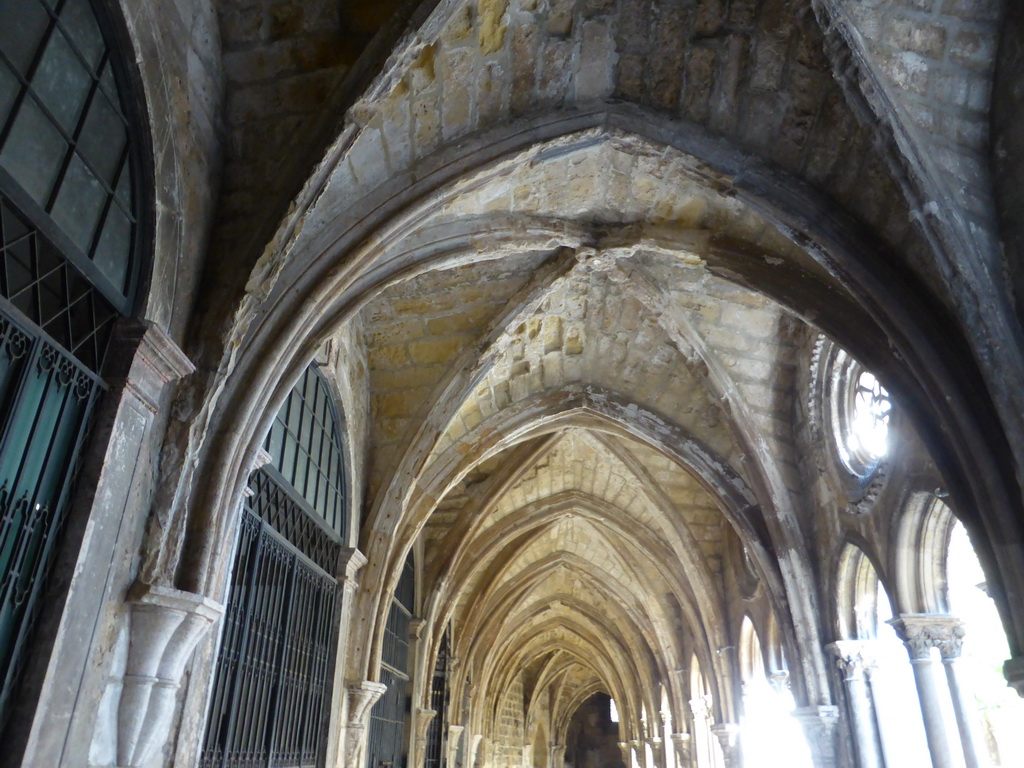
[
  {"left": 414, "top": 708, "right": 437, "bottom": 768},
  {"left": 793, "top": 706, "right": 840, "bottom": 768},
  {"left": 108, "top": 319, "right": 195, "bottom": 413},
  {"left": 337, "top": 547, "right": 368, "bottom": 585},
  {"left": 447, "top": 724, "right": 466, "bottom": 768},
  {"left": 116, "top": 581, "right": 223, "bottom": 767},
  {"left": 670, "top": 733, "right": 692, "bottom": 765},
  {"left": 1004, "top": 656, "right": 1024, "bottom": 697},
  {"left": 345, "top": 680, "right": 388, "bottom": 767},
  {"left": 888, "top": 614, "right": 965, "bottom": 660},
  {"left": 710, "top": 723, "right": 740, "bottom": 768}
]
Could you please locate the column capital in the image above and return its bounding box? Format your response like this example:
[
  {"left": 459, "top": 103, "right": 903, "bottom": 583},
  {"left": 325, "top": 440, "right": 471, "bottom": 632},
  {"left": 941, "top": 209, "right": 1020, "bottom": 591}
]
[
  {"left": 826, "top": 640, "right": 876, "bottom": 679},
  {"left": 1004, "top": 656, "right": 1024, "bottom": 697},
  {"left": 710, "top": 723, "right": 740, "bottom": 768},
  {"left": 688, "top": 696, "right": 709, "bottom": 718},
  {"left": 410, "top": 617, "right": 427, "bottom": 640},
  {"left": 346, "top": 680, "right": 388, "bottom": 726},
  {"left": 887, "top": 614, "right": 965, "bottom": 660}
]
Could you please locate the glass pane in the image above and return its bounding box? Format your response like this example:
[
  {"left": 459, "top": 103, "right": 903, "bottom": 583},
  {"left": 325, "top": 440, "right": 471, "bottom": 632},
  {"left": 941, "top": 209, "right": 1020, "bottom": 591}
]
[
  {"left": 91, "top": 205, "right": 130, "bottom": 290},
  {"left": 0, "top": 63, "right": 21, "bottom": 130},
  {"left": 98, "top": 59, "right": 116, "bottom": 102},
  {"left": 77, "top": 90, "right": 124, "bottom": 185},
  {"left": 113, "top": 157, "right": 131, "bottom": 211},
  {"left": 31, "top": 28, "right": 91, "bottom": 134},
  {"left": 59, "top": 0, "right": 104, "bottom": 72},
  {"left": 50, "top": 153, "right": 106, "bottom": 254},
  {"left": 0, "top": 95, "right": 67, "bottom": 204},
  {"left": 0, "top": 0, "right": 50, "bottom": 76}
]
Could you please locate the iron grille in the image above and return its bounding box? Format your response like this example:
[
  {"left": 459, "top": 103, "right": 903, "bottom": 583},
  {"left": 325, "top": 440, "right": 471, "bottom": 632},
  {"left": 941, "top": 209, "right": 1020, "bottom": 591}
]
[
  {"left": 200, "top": 501, "right": 339, "bottom": 768},
  {"left": 264, "top": 365, "right": 347, "bottom": 541},
  {"left": 367, "top": 553, "right": 415, "bottom": 768},
  {"left": 425, "top": 631, "right": 449, "bottom": 768},
  {"left": 247, "top": 467, "right": 340, "bottom": 575},
  {"left": 0, "top": 303, "right": 102, "bottom": 728}
]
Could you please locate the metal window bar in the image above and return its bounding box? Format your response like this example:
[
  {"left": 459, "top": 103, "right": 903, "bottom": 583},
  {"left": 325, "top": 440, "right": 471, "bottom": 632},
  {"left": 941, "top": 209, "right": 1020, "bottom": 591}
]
[
  {"left": 264, "top": 366, "right": 347, "bottom": 541},
  {"left": 424, "top": 631, "right": 449, "bottom": 768},
  {"left": 0, "top": 302, "right": 103, "bottom": 729},
  {"left": 367, "top": 552, "right": 416, "bottom": 768},
  {"left": 199, "top": 472, "right": 340, "bottom": 768}
]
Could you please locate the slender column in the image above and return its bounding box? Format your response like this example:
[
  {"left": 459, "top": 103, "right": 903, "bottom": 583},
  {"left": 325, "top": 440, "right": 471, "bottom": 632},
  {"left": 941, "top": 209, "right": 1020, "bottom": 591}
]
[
  {"left": 792, "top": 706, "right": 840, "bottom": 768},
  {"left": 646, "top": 736, "right": 662, "bottom": 768},
  {"left": 660, "top": 711, "right": 676, "bottom": 768},
  {"left": 688, "top": 698, "right": 711, "bottom": 768},
  {"left": 709, "top": 724, "right": 739, "bottom": 768},
  {"left": 523, "top": 742, "right": 533, "bottom": 768},
  {"left": 551, "top": 744, "right": 566, "bottom": 768},
  {"left": 888, "top": 616, "right": 956, "bottom": 768},
  {"left": 669, "top": 733, "right": 691, "bottom": 768},
  {"left": 827, "top": 641, "right": 882, "bottom": 768},
  {"left": 414, "top": 708, "right": 437, "bottom": 768},
  {"left": 345, "top": 681, "right": 388, "bottom": 768},
  {"left": 935, "top": 621, "right": 982, "bottom": 768}
]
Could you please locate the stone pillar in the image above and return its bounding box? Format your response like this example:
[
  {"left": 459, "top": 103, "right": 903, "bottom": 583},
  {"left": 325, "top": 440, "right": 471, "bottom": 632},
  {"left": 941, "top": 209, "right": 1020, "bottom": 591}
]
[
  {"left": 934, "top": 620, "right": 982, "bottom": 768},
  {"left": 669, "top": 733, "right": 691, "bottom": 768},
  {"left": 345, "top": 681, "right": 388, "bottom": 768},
  {"left": 414, "top": 708, "right": 437, "bottom": 768},
  {"left": 114, "top": 582, "right": 223, "bottom": 767},
  {"left": 888, "top": 616, "right": 957, "bottom": 768},
  {"left": 447, "top": 724, "right": 466, "bottom": 768},
  {"left": 551, "top": 744, "right": 566, "bottom": 768},
  {"left": 330, "top": 548, "right": 368, "bottom": 768},
  {"left": 827, "top": 641, "right": 882, "bottom": 768},
  {"left": 523, "top": 742, "right": 533, "bottom": 768},
  {"left": 709, "top": 723, "right": 739, "bottom": 768},
  {"left": 792, "top": 706, "right": 840, "bottom": 768},
  {"left": 688, "top": 697, "right": 711, "bottom": 768}
]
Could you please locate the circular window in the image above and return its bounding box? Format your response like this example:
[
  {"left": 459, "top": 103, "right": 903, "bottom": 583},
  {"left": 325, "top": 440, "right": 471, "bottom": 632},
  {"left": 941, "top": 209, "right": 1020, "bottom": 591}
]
[
  {"left": 836, "top": 363, "right": 891, "bottom": 475},
  {"left": 810, "top": 337, "right": 893, "bottom": 511}
]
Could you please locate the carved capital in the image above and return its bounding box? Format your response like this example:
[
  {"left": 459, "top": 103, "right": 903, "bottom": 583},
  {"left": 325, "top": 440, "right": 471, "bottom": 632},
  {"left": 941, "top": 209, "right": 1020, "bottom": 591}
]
[
  {"left": 710, "top": 724, "right": 740, "bottom": 768},
  {"left": 826, "top": 640, "right": 876, "bottom": 680},
  {"left": 117, "top": 582, "right": 223, "bottom": 767},
  {"left": 345, "top": 681, "right": 388, "bottom": 767},
  {"left": 888, "top": 614, "right": 965, "bottom": 660},
  {"left": 793, "top": 706, "right": 840, "bottom": 768},
  {"left": 688, "top": 696, "right": 709, "bottom": 719},
  {"left": 447, "top": 725, "right": 466, "bottom": 768},
  {"left": 108, "top": 319, "right": 195, "bottom": 412},
  {"left": 670, "top": 733, "right": 692, "bottom": 764},
  {"left": 410, "top": 617, "right": 427, "bottom": 641},
  {"left": 414, "top": 709, "right": 437, "bottom": 768},
  {"left": 1004, "top": 656, "right": 1024, "bottom": 698}
]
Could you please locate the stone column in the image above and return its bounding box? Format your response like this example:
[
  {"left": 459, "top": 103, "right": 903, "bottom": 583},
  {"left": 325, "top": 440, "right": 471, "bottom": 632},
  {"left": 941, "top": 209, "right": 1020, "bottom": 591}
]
[
  {"left": 414, "top": 708, "right": 437, "bottom": 768},
  {"left": 345, "top": 681, "right": 388, "bottom": 768},
  {"left": 688, "top": 697, "right": 711, "bottom": 768},
  {"left": 330, "top": 548, "right": 369, "bottom": 768},
  {"left": 447, "top": 724, "right": 466, "bottom": 768},
  {"left": 888, "top": 616, "right": 957, "bottom": 768},
  {"left": 709, "top": 723, "right": 739, "bottom": 768},
  {"left": 523, "top": 742, "right": 533, "bottom": 768},
  {"left": 792, "top": 706, "right": 840, "bottom": 768},
  {"left": 827, "top": 641, "right": 882, "bottom": 768},
  {"left": 551, "top": 744, "right": 566, "bottom": 768},
  {"left": 934, "top": 620, "right": 982, "bottom": 768},
  {"left": 669, "top": 734, "right": 691, "bottom": 768},
  {"left": 645, "top": 736, "right": 662, "bottom": 768},
  {"left": 115, "top": 582, "right": 223, "bottom": 767}
]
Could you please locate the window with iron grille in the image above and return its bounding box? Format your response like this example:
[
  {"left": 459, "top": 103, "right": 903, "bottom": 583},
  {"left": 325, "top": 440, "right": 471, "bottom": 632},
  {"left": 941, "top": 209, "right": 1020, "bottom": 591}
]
[
  {"left": 0, "top": 0, "right": 145, "bottom": 732},
  {"left": 367, "top": 553, "right": 416, "bottom": 768},
  {"left": 425, "top": 629, "right": 450, "bottom": 768},
  {"left": 200, "top": 365, "right": 348, "bottom": 768}
]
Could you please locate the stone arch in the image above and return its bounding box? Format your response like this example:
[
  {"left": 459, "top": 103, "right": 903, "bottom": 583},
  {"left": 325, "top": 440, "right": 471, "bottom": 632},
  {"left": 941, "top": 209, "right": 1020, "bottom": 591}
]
[{"left": 896, "top": 492, "right": 960, "bottom": 616}]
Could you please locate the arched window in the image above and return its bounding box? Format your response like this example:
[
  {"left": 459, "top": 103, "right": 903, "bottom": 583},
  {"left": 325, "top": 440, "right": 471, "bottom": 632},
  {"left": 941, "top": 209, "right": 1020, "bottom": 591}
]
[
  {"left": 0, "top": 0, "right": 145, "bottom": 730},
  {"left": 200, "top": 363, "right": 348, "bottom": 768},
  {"left": 368, "top": 551, "right": 416, "bottom": 768}
]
